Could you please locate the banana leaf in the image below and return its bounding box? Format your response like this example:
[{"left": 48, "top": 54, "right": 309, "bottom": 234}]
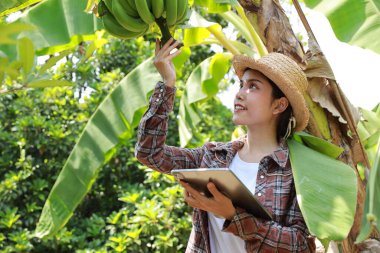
[
  {"left": 179, "top": 53, "right": 231, "bottom": 147},
  {"left": 287, "top": 137, "right": 358, "bottom": 240},
  {"left": 0, "top": 0, "right": 102, "bottom": 59},
  {"left": 35, "top": 57, "right": 161, "bottom": 238},
  {"left": 293, "top": 131, "right": 344, "bottom": 159},
  {"left": 356, "top": 138, "right": 380, "bottom": 242},
  {"left": 303, "top": 0, "right": 380, "bottom": 55},
  {"left": 0, "top": 0, "right": 42, "bottom": 17}
]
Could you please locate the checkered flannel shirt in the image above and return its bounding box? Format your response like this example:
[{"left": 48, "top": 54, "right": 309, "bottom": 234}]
[{"left": 135, "top": 81, "right": 316, "bottom": 253}]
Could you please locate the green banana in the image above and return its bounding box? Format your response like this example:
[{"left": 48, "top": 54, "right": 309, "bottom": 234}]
[
  {"left": 152, "top": 0, "right": 164, "bottom": 19},
  {"left": 126, "top": 0, "right": 138, "bottom": 12},
  {"left": 101, "top": 1, "right": 147, "bottom": 39},
  {"left": 176, "top": 0, "right": 187, "bottom": 23},
  {"left": 164, "top": 0, "right": 177, "bottom": 26},
  {"left": 122, "top": 0, "right": 140, "bottom": 18},
  {"left": 176, "top": 1, "right": 188, "bottom": 24},
  {"left": 112, "top": 0, "right": 148, "bottom": 32},
  {"left": 135, "top": 0, "right": 155, "bottom": 25},
  {"left": 103, "top": 0, "right": 112, "bottom": 11}
]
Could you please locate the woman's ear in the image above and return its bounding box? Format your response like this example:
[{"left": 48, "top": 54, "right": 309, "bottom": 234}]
[{"left": 273, "top": 97, "right": 289, "bottom": 115}]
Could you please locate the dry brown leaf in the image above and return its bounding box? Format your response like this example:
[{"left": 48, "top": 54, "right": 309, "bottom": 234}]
[{"left": 307, "top": 77, "right": 347, "bottom": 124}]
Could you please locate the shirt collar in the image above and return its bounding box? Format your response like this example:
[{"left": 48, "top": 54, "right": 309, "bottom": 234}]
[{"left": 210, "top": 135, "right": 289, "bottom": 168}]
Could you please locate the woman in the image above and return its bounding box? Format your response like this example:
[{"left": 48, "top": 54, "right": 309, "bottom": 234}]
[{"left": 135, "top": 38, "right": 316, "bottom": 252}]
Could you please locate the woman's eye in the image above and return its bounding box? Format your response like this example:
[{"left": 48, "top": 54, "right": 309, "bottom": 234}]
[{"left": 249, "top": 83, "right": 257, "bottom": 89}]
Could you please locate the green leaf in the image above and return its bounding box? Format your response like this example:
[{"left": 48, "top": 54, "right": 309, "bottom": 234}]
[
  {"left": 182, "top": 11, "right": 220, "bottom": 47},
  {"left": 219, "top": 11, "right": 255, "bottom": 47},
  {"left": 27, "top": 79, "right": 72, "bottom": 88},
  {"left": 17, "top": 37, "right": 34, "bottom": 77},
  {"left": 34, "top": 57, "right": 161, "bottom": 238},
  {"left": 38, "top": 50, "right": 71, "bottom": 75},
  {"left": 357, "top": 138, "right": 380, "bottom": 242},
  {"left": 179, "top": 92, "right": 202, "bottom": 147},
  {"left": 0, "top": 23, "right": 35, "bottom": 45},
  {"left": 293, "top": 131, "right": 344, "bottom": 159},
  {"left": 0, "top": 0, "right": 42, "bottom": 17},
  {"left": 2, "top": 0, "right": 102, "bottom": 58},
  {"left": 179, "top": 54, "right": 231, "bottom": 147},
  {"left": 194, "top": 0, "right": 231, "bottom": 13},
  {"left": 303, "top": 0, "right": 380, "bottom": 54},
  {"left": 287, "top": 138, "right": 357, "bottom": 240},
  {"left": 172, "top": 46, "right": 191, "bottom": 78},
  {"left": 359, "top": 107, "right": 380, "bottom": 135}
]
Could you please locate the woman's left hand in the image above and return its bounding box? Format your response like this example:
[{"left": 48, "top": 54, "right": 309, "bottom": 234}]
[{"left": 180, "top": 181, "right": 236, "bottom": 220}]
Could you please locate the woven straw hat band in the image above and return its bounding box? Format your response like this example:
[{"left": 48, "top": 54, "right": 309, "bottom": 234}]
[{"left": 232, "top": 53, "right": 309, "bottom": 132}]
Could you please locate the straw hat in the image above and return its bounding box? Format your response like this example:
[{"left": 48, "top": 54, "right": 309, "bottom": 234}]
[{"left": 232, "top": 52, "right": 309, "bottom": 132}]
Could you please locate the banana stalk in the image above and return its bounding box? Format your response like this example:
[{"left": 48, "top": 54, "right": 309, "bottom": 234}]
[
  {"left": 155, "top": 17, "right": 183, "bottom": 48},
  {"left": 219, "top": 11, "right": 255, "bottom": 47},
  {"left": 203, "top": 38, "right": 255, "bottom": 57},
  {"left": 235, "top": 4, "right": 267, "bottom": 57},
  {"left": 207, "top": 25, "right": 240, "bottom": 55}
]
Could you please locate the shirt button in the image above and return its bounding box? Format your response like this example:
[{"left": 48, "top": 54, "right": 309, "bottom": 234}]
[
  {"left": 156, "top": 98, "right": 160, "bottom": 102},
  {"left": 257, "top": 192, "right": 262, "bottom": 197},
  {"left": 158, "top": 94, "right": 162, "bottom": 97},
  {"left": 160, "top": 88, "right": 164, "bottom": 92},
  {"left": 260, "top": 175, "right": 264, "bottom": 179}
]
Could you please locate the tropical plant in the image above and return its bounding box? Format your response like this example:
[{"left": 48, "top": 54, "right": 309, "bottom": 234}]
[{"left": 1, "top": 0, "right": 379, "bottom": 252}]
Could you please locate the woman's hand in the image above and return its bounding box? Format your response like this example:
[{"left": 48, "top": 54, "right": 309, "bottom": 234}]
[
  {"left": 153, "top": 38, "right": 182, "bottom": 88},
  {"left": 180, "top": 181, "right": 236, "bottom": 220}
]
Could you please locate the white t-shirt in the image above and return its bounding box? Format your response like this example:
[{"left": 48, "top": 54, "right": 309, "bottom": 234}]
[{"left": 208, "top": 152, "right": 259, "bottom": 253}]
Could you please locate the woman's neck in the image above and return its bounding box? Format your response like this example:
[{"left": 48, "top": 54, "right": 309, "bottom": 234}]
[{"left": 240, "top": 126, "right": 279, "bottom": 159}]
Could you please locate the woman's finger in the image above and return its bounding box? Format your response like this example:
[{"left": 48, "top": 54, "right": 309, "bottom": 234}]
[
  {"left": 167, "top": 49, "right": 182, "bottom": 60},
  {"left": 162, "top": 40, "right": 181, "bottom": 56},
  {"left": 207, "top": 182, "right": 224, "bottom": 201},
  {"left": 160, "top": 37, "right": 174, "bottom": 52},
  {"left": 180, "top": 181, "right": 203, "bottom": 200}
]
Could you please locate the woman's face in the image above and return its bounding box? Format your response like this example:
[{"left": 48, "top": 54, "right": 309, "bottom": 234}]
[{"left": 232, "top": 69, "right": 288, "bottom": 128}]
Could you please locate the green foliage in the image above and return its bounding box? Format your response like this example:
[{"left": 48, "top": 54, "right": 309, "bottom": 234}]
[{"left": 0, "top": 34, "right": 235, "bottom": 251}]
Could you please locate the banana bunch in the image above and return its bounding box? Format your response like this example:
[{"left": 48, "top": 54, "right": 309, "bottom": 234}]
[{"left": 97, "top": 0, "right": 189, "bottom": 43}]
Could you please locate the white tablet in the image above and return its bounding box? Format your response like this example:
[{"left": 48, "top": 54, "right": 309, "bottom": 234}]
[{"left": 171, "top": 168, "right": 272, "bottom": 220}]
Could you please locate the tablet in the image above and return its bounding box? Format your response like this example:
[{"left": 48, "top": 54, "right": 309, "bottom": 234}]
[{"left": 171, "top": 168, "right": 272, "bottom": 220}]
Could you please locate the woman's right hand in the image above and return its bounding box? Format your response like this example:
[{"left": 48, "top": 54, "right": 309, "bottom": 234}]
[{"left": 153, "top": 38, "right": 182, "bottom": 87}]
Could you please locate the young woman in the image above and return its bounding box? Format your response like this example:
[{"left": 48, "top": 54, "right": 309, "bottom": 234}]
[{"left": 135, "top": 38, "right": 316, "bottom": 252}]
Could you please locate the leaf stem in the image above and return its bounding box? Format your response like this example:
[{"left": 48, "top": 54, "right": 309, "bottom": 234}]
[
  {"left": 207, "top": 25, "right": 240, "bottom": 55},
  {"left": 235, "top": 4, "right": 268, "bottom": 57}
]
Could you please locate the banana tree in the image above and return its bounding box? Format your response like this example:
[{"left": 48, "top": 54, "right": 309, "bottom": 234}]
[
  {"left": 1, "top": 0, "right": 378, "bottom": 250},
  {"left": 232, "top": 0, "right": 379, "bottom": 251},
  {"left": 28, "top": 1, "right": 357, "bottom": 246}
]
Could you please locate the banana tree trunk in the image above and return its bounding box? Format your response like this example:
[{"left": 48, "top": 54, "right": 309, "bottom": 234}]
[{"left": 237, "top": 0, "right": 377, "bottom": 252}]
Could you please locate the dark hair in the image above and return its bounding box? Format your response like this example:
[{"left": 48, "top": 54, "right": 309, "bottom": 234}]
[{"left": 267, "top": 78, "right": 293, "bottom": 142}]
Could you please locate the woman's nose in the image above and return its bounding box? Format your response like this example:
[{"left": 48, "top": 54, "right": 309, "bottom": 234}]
[{"left": 235, "top": 88, "right": 245, "bottom": 100}]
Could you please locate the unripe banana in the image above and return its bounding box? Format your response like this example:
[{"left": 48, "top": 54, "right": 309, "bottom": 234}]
[
  {"left": 112, "top": 0, "right": 148, "bottom": 32},
  {"left": 122, "top": 0, "right": 140, "bottom": 18},
  {"left": 135, "top": 0, "right": 155, "bottom": 25},
  {"left": 101, "top": 1, "right": 147, "bottom": 39},
  {"left": 164, "top": 0, "right": 177, "bottom": 26},
  {"left": 176, "top": 1, "right": 189, "bottom": 24},
  {"left": 126, "top": 0, "right": 138, "bottom": 12},
  {"left": 152, "top": 0, "right": 164, "bottom": 19},
  {"left": 176, "top": 0, "right": 187, "bottom": 23}
]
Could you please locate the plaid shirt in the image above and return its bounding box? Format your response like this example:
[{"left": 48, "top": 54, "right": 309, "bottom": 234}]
[{"left": 135, "top": 81, "right": 316, "bottom": 253}]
